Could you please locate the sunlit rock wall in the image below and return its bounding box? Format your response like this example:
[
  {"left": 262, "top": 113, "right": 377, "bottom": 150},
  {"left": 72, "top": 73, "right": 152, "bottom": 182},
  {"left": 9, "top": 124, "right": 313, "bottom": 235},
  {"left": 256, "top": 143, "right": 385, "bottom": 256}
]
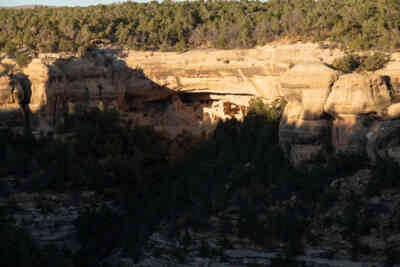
[{"left": 2, "top": 42, "right": 400, "bottom": 167}]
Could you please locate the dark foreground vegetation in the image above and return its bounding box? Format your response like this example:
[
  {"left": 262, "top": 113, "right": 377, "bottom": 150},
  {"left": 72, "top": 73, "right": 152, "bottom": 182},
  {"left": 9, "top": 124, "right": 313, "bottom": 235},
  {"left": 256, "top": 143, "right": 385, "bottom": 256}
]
[
  {"left": 1, "top": 0, "right": 400, "bottom": 58},
  {"left": 1, "top": 99, "right": 400, "bottom": 266}
]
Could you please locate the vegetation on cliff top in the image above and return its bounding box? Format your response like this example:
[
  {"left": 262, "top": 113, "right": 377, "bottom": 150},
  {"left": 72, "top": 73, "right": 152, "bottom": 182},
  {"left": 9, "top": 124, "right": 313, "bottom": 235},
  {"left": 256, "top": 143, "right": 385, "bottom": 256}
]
[
  {"left": 332, "top": 52, "right": 390, "bottom": 73},
  {"left": 1, "top": 0, "right": 400, "bottom": 55}
]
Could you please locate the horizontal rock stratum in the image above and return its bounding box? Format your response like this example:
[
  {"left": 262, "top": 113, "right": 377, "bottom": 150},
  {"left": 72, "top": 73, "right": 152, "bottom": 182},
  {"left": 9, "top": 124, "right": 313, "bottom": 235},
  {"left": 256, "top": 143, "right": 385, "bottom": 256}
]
[{"left": 1, "top": 42, "right": 400, "bottom": 168}]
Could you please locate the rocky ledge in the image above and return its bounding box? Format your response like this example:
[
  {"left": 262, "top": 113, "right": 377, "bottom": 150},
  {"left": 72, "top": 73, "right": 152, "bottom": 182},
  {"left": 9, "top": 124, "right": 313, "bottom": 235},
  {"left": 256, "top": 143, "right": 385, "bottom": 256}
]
[{"left": 1, "top": 43, "right": 400, "bottom": 167}]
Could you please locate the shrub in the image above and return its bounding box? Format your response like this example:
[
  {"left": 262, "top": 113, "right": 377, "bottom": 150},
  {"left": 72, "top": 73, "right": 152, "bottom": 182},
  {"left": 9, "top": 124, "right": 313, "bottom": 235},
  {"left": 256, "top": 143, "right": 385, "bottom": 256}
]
[
  {"left": 15, "top": 52, "right": 32, "bottom": 68},
  {"left": 0, "top": 223, "right": 40, "bottom": 267},
  {"left": 332, "top": 54, "right": 361, "bottom": 73},
  {"left": 247, "top": 97, "right": 285, "bottom": 123},
  {"left": 4, "top": 42, "right": 16, "bottom": 57},
  {"left": 385, "top": 244, "right": 400, "bottom": 265},
  {"left": 367, "top": 157, "right": 400, "bottom": 196},
  {"left": 0, "top": 221, "right": 71, "bottom": 267},
  {"left": 360, "top": 52, "right": 390, "bottom": 71},
  {"left": 332, "top": 52, "right": 390, "bottom": 73},
  {"left": 75, "top": 206, "right": 124, "bottom": 262}
]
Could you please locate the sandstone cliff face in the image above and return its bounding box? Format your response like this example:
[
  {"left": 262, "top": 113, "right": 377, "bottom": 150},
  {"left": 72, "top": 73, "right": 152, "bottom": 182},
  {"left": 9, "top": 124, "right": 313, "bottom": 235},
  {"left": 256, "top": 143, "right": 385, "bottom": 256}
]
[
  {"left": 0, "top": 70, "right": 11, "bottom": 105},
  {"left": 120, "top": 43, "right": 344, "bottom": 138},
  {"left": 279, "top": 64, "right": 400, "bottom": 168},
  {"left": 278, "top": 63, "right": 337, "bottom": 168},
  {"left": 2, "top": 43, "right": 400, "bottom": 167},
  {"left": 280, "top": 63, "right": 338, "bottom": 119},
  {"left": 0, "top": 64, "right": 33, "bottom": 128},
  {"left": 324, "top": 74, "right": 391, "bottom": 116},
  {"left": 279, "top": 68, "right": 400, "bottom": 168}
]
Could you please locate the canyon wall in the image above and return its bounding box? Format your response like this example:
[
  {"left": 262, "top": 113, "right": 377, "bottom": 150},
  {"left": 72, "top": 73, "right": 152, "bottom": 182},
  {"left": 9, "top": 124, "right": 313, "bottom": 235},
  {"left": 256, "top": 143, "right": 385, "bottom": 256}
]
[{"left": 2, "top": 42, "right": 400, "bottom": 167}]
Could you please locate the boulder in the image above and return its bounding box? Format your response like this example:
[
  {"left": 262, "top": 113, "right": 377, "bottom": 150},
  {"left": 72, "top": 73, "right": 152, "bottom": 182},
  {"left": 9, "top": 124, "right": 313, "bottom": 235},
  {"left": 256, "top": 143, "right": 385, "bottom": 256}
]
[
  {"left": 324, "top": 73, "right": 391, "bottom": 116},
  {"left": 386, "top": 103, "right": 400, "bottom": 119}
]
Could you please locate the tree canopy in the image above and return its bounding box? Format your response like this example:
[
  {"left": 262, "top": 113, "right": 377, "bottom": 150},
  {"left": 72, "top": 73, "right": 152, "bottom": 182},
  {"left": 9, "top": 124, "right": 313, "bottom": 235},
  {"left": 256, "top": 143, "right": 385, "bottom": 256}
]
[{"left": 0, "top": 0, "right": 400, "bottom": 54}]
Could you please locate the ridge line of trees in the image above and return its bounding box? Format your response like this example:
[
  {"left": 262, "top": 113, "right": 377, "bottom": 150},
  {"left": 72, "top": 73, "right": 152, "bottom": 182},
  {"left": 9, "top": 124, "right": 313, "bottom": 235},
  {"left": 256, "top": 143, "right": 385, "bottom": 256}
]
[{"left": 1, "top": 0, "right": 400, "bottom": 55}]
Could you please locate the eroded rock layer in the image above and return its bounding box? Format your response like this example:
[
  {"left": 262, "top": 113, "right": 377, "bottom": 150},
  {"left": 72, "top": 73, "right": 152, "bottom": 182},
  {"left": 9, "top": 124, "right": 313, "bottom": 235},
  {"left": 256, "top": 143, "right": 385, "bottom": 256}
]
[{"left": 2, "top": 42, "right": 400, "bottom": 167}]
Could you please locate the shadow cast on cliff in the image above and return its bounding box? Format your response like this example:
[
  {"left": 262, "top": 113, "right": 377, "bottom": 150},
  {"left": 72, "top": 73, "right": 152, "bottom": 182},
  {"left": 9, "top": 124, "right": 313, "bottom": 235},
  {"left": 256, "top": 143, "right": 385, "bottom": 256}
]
[
  {"left": 6, "top": 48, "right": 400, "bottom": 265},
  {"left": 5, "top": 65, "right": 400, "bottom": 264},
  {"left": 43, "top": 48, "right": 170, "bottom": 128},
  {"left": 8, "top": 47, "right": 400, "bottom": 181},
  {"left": 0, "top": 72, "right": 33, "bottom": 130},
  {"left": 280, "top": 102, "right": 400, "bottom": 175},
  {"left": 28, "top": 47, "right": 239, "bottom": 138}
]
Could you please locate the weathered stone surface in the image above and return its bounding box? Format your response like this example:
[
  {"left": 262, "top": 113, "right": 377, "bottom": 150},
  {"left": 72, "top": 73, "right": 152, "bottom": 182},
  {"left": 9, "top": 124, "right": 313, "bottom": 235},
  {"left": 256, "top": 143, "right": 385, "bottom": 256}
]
[
  {"left": 24, "top": 51, "right": 252, "bottom": 138},
  {"left": 288, "top": 144, "right": 326, "bottom": 168},
  {"left": 23, "top": 59, "right": 48, "bottom": 108},
  {"left": 0, "top": 74, "right": 11, "bottom": 104},
  {"left": 279, "top": 61, "right": 336, "bottom": 165},
  {"left": 331, "top": 115, "right": 369, "bottom": 154},
  {"left": 324, "top": 73, "right": 391, "bottom": 116},
  {"left": 376, "top": 58, "right": 400, "bottom": 98},
  {"left": 3, "top": 43, "right": 400, "bottom": 168},
  {"left": 386, "top": 103, "right": 400, "bottom": 119},
  {"left": 280, "top": 118, "right": 331, "bottom": 167},
  {"left": 280, "top": 119, "right": 330, "bottom": 145},
  {"left": 9, "top": 188, "right": 116, "bottom": 253},
  {"left": 124, "top": 43, "right": 343, "bottom": 101},
  {"left": 281, "top": 63, "right": 338, "bottom": 120},
  {"left": 281, "top": 63, "right": 338, "bottom": 90},
  {"left": 279, "top": 71, "right": 397, "bottom": 167},
  {"left": 278, "top": 66, "right": 399, "bottom": 167},
  {"left": 250, "top": 75, "right": 283, "bottom": 100},
  {"left": 0, "top": 43, "right": 342, "bottom": 135}
]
